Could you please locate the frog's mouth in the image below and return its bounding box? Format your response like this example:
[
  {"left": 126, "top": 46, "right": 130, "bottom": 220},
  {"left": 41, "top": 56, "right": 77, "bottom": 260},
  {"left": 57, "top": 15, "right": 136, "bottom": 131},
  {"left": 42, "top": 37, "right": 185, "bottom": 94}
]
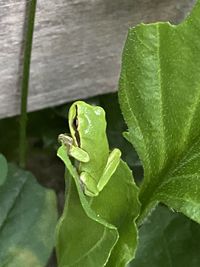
[{"left": 72, "top": 104, "right": 81, "bottom": 147}]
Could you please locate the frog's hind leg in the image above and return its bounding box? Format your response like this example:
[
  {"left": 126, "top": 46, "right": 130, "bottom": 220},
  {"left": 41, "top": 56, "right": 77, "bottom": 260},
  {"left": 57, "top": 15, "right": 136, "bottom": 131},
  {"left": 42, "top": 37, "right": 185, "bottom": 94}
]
[
  {"left": 97, "top": 148, "right": 121, "bottom": 192},
  {"left": 80, "top": 172, "right": 98, "bottom": 197}
]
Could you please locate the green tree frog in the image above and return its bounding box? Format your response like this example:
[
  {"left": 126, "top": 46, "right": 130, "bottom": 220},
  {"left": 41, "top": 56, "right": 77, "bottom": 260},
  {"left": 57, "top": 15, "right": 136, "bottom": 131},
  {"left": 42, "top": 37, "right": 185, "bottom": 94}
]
[{"left": 58, "top": 101, "right": 121, "bottom": 197}]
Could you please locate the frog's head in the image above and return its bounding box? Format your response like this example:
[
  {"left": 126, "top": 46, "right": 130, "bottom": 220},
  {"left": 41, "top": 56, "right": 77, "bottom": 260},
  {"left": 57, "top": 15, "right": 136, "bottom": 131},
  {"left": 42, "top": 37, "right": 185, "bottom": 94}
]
[{"left": 68, "top": 101, "right": 106, "bottom": 147}]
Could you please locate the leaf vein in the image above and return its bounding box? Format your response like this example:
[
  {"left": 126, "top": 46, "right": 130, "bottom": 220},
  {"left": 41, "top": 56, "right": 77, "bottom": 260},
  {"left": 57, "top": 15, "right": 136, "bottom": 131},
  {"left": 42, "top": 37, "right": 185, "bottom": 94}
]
[{"left": 68, "top": 227, "right": 108, "bottom": 266}]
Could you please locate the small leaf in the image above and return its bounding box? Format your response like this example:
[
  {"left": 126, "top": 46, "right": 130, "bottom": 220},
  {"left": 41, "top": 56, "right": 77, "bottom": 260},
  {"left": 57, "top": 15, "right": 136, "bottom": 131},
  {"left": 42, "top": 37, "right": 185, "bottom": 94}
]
[
  {"left": 56, "top": 145, "right": 140, "bottom": 267},
  {"left": 119, "top": 0, "right": 200, "bottom": 224},
  {"left": 0, "top": 154, "right": 7, "bottom": 186},
  {"left": 130, "top": 205, "right": 200, "bottom": 267},
  {"left": 56, "top": 175, "right": 118, "bottom": 267},
  {"left": 56, "top": 146, "right": 118, "bottom": 267},
  {"left": 0, "top": 164, "right": 57, "bottom": 267}
]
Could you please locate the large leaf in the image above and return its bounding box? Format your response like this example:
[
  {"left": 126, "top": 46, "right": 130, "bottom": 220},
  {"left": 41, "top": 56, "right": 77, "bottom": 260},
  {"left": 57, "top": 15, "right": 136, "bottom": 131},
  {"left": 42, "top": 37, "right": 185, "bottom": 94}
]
[
  {"left": 130, "top": 205, "right": 200, "bottom": 267},
  {"left": 56, "top": 145, "right": 140, "bottom": 267},
  {"left": 119, "top": 0, "right": 200, "bottom": 224},
  {"left": 0, "top": 154, "right": 7, "bottom": 186},
  {"left": 0, "top": 164, "right": 57, "bottom": 267}
]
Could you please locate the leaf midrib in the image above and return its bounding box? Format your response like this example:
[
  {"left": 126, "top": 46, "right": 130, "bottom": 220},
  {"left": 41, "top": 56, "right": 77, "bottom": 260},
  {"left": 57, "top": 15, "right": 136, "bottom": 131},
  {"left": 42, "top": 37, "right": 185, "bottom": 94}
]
[
  {"left": 138, "top": 23, "right": 167, "bottom": 212},
  {"left": 139, "top": 135, "right": 200, "bottom": 223},
  {"left": 68, "top": 227, "right": 108, "bottom": 267}
]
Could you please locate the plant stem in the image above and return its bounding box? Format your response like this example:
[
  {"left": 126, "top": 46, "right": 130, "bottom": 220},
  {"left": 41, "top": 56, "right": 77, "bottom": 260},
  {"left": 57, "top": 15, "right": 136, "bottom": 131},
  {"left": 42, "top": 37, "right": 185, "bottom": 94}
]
[{"left": 19, "top": 0, "right": 37, "bottom": 168}]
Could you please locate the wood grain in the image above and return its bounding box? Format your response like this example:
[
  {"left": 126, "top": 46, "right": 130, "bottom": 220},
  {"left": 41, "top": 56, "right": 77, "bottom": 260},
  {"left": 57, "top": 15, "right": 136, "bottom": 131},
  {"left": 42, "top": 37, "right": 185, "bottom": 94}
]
[{"left": 0, "top": 0, "right": 196, "bottom": 118}]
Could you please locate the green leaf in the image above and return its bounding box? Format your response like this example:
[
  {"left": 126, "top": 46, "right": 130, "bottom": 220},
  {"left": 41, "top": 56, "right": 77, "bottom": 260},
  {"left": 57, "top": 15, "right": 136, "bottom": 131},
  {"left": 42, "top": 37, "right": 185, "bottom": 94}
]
[
  {"left": 119, "top": 0, "right": 200, "bottom": 224},
  {"left": 0, "top": 164, "right": 57, "bottom": 267},
  {"left": 56, "top": 146, "right": 118, "bottom": 267},
  {"left": 56, "top": 145, "right": 140, "bottom": 267},
  {"left": 130, "top": 205, "right": 200, "bottom": 267},
  {"left": 91, "top": 160, "right": 140, "bottom": 267},
  {"left": 0, "top": 154, "right": 7, "bottom": 186}
]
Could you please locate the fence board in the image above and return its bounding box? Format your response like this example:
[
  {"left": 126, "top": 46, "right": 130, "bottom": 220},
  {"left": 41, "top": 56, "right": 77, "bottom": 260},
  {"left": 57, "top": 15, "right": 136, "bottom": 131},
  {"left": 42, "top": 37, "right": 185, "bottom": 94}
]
[{"left": 0, "top": 0, "right": 195, "bottom": 118}]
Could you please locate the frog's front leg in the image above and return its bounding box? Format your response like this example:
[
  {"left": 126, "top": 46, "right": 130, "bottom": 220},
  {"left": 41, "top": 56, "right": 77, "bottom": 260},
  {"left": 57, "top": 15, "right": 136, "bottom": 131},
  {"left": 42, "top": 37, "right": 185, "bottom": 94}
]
[
  {"left": 58, "top": 133, "right": 89, "bottom": 163},
  {"left": 97, "top": 148, "right": 121, "bottom": 192},
  {"left": 69, "top": 145, "right": 89, "bottom": 163}
]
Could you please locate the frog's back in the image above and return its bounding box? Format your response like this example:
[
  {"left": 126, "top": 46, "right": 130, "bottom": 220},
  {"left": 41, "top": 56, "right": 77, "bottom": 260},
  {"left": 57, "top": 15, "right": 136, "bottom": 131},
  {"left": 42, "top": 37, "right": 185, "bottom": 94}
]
[{"left": 77, "top": 102, "right": 109, "bottom": 180}]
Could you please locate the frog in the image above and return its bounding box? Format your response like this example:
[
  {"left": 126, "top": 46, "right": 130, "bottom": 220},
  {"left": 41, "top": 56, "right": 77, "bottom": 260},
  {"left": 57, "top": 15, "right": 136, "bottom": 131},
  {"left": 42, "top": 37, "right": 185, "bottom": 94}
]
[{"left": 58, "top": 101, "right": 121, "bottom": 197}]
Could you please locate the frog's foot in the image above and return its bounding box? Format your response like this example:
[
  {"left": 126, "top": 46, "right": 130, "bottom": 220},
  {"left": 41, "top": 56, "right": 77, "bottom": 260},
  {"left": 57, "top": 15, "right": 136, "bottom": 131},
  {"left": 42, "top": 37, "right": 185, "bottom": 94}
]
[
  {"left": 97, "top": 148, "right": 121, "bottom": 192},
  {"left": 80, "top": 172, "right": 98, "bottom": 197}
]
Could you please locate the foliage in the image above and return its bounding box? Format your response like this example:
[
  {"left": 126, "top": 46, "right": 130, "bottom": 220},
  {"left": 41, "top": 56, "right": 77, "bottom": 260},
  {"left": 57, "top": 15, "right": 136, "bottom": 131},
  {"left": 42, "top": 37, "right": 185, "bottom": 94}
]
[
  {"left": 1, "top": 0, "right": 200, "bottom": 266},
  {"left": 56, "top": 0, "right": 200, "bottom": 266},
  {"left": 119, "top": 0, "right": 200, "bottom": 224},
  {"left": 130, "top": 205, "right": 200, "bottom": 267},
  {"left": 0, "top": 154, "right": 7, "bottom": 186},
  {"left": 0, "top": 155, "right": 57, "bottom": 267}
]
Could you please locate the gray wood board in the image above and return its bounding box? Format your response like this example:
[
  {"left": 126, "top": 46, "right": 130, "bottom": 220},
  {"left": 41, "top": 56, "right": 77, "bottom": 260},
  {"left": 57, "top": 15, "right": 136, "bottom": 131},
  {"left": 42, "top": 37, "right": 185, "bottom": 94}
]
[{"left": 0, "top": 0, "right": 196, "bottom": 118}]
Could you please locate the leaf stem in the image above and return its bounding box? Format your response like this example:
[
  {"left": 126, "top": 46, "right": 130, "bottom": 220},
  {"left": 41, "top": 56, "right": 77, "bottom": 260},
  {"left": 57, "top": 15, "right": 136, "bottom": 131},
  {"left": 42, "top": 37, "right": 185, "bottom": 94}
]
[{"left": 19, "top": 0, "right": 37, "bottom": 168}]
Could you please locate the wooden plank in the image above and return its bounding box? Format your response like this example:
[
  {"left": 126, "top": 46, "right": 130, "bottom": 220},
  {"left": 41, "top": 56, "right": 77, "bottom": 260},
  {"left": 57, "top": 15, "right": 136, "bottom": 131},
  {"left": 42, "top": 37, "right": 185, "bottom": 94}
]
[{"left": 0, "top": 0, "right": 195, "bottom": 118}]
